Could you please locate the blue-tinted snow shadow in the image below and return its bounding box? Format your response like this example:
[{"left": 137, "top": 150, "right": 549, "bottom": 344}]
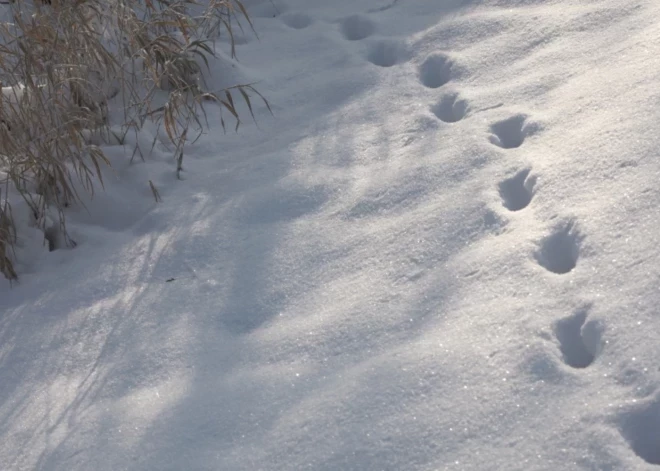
[
  {"left": 123, "top": 64, "right": 496, "bottom": 471},
  {"left": 0, "top": 2, "right": 495, "bottom": 468},
  {"left": 0, "top": 139, "right": 303, "bottom": 467}
]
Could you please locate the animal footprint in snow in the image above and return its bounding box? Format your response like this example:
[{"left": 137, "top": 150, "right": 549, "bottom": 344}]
[
  {"left": 499, "top": 168, "right": 536, "bottom": 211},
  {"left": 617, "top": 397, "right": 660, "bottom": 465},
  {"left": 431, "top": 93, "right": 468, "bottom": 123},
  {"left": 340, "top": 15, "right": 375, "bottom": 40},
  {"left": 534, "top": 222, "right": 582, "bottom": 274},
  {"left": 554, "top": 308, "right": 604, "bottom": 368},
  {"left": 419, "top": 52, "right": 454, "bottom": 88},
  {"left": 281, "top": 12, "right": 313, "bottom": 29},
  {"left": 488, "top": 114, "right": 539, "bottom": 149},
  {"left": 367, "top": 39, "right": 410, "bottom": 67}
]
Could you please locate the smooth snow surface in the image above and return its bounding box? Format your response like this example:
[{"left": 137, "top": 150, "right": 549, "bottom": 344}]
[{"left": 2, "top": 0, "right": 660, "bottom": 469}]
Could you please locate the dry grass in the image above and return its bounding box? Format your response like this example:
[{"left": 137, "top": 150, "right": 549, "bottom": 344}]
[{"left": 0, "top": 0, "right": 268, "bottom": 281}]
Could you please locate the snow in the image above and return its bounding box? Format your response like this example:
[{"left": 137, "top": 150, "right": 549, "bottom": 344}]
[{"left": 2, "top": 0, "right": 660, "bottom": 469}]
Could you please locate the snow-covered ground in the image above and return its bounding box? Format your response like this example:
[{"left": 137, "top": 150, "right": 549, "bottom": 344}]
[{"left": 2, "top": 0, "right": 660, "bottom": 469}]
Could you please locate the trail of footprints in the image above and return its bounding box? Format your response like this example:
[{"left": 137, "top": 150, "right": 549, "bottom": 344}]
[
  {"left": 274, "top": 3, "right": 598, "bottom": 366},
  {"left": 413, "top": 41, "right": 660, "bottom": 466},
  {"left": 409, "top": 22, "right": 660, "bottom": 469},
  {"left": 413, "top": 49, "right": 585, "bottom": 280},
  {"left": 410, "top": 44, "right": 598, "bottom": 368},
  {"left": 259, "top": 3, "right": 657, "bottom": 465},
  {"left": 331, "top": 6, "right": 658, "bottom": 466}
]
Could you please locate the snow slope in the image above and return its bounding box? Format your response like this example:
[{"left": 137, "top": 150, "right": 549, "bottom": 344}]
[{"left": 2, "top": 0, "right": 660, "bottom": 469}]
